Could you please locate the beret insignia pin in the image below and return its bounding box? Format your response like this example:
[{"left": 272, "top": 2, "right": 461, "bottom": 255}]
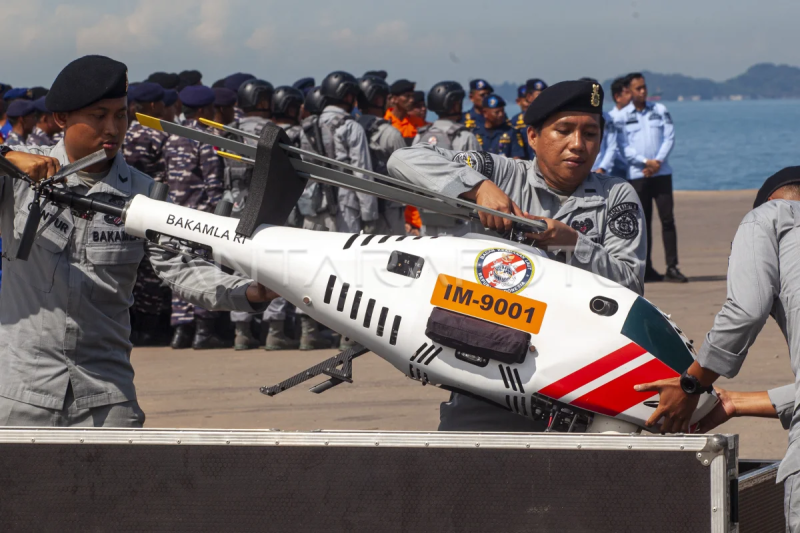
[{"left": 591, "top": 84, "right": 600, "bottom": 107}]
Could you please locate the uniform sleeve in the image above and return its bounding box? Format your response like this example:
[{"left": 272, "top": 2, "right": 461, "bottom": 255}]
[
  {"left": 597, "top": 121, "right": 619, "bottom": 172},
  {"left": 696, "top": 213, "right": 779, "bottom": 378},
  {"left": 387, "top": 142, "right": 521, "bottom": 199},
  {"left": 569, "top": 180, "right": 646, "bottom": 294},
  {"left": 768, "top": 384, "right": 795, "bottom": 429},
  {"left": 655, "top": 105, "right": 675, "bottom": 162},
  {"left": 383, "top": 126, "right": 408, "bottom": 153},
  {"left": 199, "top": 143, "right": 224, "bottom": 211},
  {"left": 341, "top": 121, "right": 379, "bottom": 222},
  {"left": 148, "top": 237, "right": 264, "bottom": 313},
  {"left": 0, "top": 144, "right": 48, "bottom": 221}
]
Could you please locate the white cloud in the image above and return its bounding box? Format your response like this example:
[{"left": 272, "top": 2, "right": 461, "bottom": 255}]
[
  {"left": 188, "top": 0, "right": 235, "bottom": 55},
  {"left": 246, "top": 26, "right": 276, "bottom": 51}
]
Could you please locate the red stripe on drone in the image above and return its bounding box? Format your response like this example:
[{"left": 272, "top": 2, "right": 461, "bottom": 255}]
[
  {"left": 537, "top": 342, "right": 647, "bottom": 400},
  {"left": 569, "top": 358, "right": 678, "bottom": 417}
]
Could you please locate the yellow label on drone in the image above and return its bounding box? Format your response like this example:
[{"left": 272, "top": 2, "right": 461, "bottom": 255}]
[{"left": 430, "top": 274, "right": 547, "bottom": 335}]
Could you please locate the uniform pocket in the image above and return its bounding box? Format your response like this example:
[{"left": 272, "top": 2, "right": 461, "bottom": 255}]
[
  {"left": 11, "top": 207, "right": 70, "bottom": 292},
  {"left": 86, "top": 243, "right": 145, "bottom": 303}
]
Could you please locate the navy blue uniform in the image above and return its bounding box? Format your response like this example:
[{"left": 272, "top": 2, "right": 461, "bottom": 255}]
[{"left": 475, "top": 122, "right": 527, "bottom": 159}]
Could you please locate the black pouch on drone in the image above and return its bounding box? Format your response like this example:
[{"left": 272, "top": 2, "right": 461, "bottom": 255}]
[{"left": 425, "top": 308, "right": 530, "bottom": 365}]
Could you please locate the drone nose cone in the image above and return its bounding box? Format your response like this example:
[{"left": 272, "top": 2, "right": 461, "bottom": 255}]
[{"left": 621, "top": 297, "right": 696, "bottom": 373}]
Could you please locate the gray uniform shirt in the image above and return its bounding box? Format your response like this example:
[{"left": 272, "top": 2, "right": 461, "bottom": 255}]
[
  {"left": 695, "top": 200, "right": 800, "bottom": 482},
  {"left": 413, "top": 119, "right": 480, "bottom": 152},
  {"left": 387, "top": 144, "right": 646, "bottom": 431},
  {"left": 319, "top": 106, "right": 378, "bottom": 222},
  {"left": 0, "top": 142, "right": 261, "bottom": 410}
]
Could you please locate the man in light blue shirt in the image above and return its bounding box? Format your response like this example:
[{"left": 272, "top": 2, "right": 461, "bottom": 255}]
[
  {"left": 618, "top": 73, "right": 687, "bottom": 283},
  {"left": 607, "top": 77, "right": 631, "bottom": 178}
]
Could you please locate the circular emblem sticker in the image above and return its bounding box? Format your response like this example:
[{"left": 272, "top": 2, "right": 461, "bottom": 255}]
[{"left": 475, "top": 248, "right": 534, "bottom": 293}]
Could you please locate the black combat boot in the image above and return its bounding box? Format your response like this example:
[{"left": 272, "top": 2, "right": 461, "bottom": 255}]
[
  {"left": 170, "top": 324, "right": 194, "bottom": 349},
  {"left": 192, "top": 318, "right": 232, "bottom": 350},
  {"left": 234, "top": 321, "right": 260, "bottom": 351},
  {"left": 136, "top": 314, "right": 166, "bottom": 347}
]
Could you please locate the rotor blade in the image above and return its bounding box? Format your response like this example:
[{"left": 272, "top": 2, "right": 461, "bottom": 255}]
[
  {"left": 216, "top": 149, "right": 471, "bottom": 219},
  {"left": 138, "top": 114, "right": 547, "bottom": 233},
  {"left": 200, "top": 116, "right": 547, "bottom": 233},
  {"left": 48, "top": 149, "right": 108, "bottom": 183},
  {"left": 137, "top": 113, "right": 257, "bottom": 158}
]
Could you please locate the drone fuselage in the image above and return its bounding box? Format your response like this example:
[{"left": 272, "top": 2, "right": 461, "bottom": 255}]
[{"left": 125, "top": 196, "right": 717, "bottom": 431}]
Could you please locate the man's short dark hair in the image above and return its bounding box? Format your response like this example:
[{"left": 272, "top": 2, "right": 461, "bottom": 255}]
[
  {"left": 624, "top": 73, "right": 644, "bottom": 87},
  {"left": 611, "top": 77, "right": 626, "bottom": 97}
]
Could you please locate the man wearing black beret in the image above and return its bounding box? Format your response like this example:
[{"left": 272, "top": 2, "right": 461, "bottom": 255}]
[
  {"left": 636, "top": 168, "right": 800, "bottom": 528},
  {"left": 0, "top": 55, "right": 273, "bottom": 427},
  {"left": 388, "top": 79, "right": 646, "bottom": 432}
]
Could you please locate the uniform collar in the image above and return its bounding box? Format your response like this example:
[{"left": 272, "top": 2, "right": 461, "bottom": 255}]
[
  {"left": 325, "top": 105, "right": 349, "bottom": 116},
  {"left": 52, "top": 141, "right": 132, "bottom": 198},
  {"left": 623, "top": 101, "right": 652, "bottom": 115},
  {"left": 528, "top": 159, "right": 607, "bottom": 208}
]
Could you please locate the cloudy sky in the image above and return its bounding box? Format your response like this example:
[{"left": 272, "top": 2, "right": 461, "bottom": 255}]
[{"left": 4, "top": 0, "right": 799, "bottom": 89}]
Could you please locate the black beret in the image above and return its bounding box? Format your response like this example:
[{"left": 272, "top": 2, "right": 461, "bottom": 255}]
[
  {"left": 469, "top": 79, "right": 493, "bottom": 92},
  {"left": 129, "top": 82, "right": 164, "bottom": 103},
  {"left": 46, "top": 55, "right": 128, "bottom": 113},
  {"left": 754, "top": 167, "right": 800, "bottom": 209},
  {"left": 412, "top": 90, "right": 426, "bottom": 104},
  {"left": 179, "top": 70, "right": 203, "bottom": 86},
  {"left": 390, "top": 79, "right": 415, "bottom": 95},
  {"left": 213, "top": 87, "right": 237, "bottom": 107},
  {"left": 224, "top": 73, "right": 255, "bottom": 92},
  {"left": 211, "top": 79, "right": 226, "bottom": 89},
  {"left": 293, "top": 77, "right": 315, "bottom": 94},
  {"left": 29, "top": 87, "right": 49, "bottom": 100},
  {"left": 6, "top": 100, "right": 35, "bottom": 117},
  {"left": 364, "top": 70, "right": 388, "bottom": 80},
  {"left": 162, "top": 89, "right": 179, "bottom": 107},
  {"left": 524, "top": 80, "right": 603, "bottom": 126},
  {"left": 33, "top": 96, "right": 49, "bottom": 113},
  {"left": 525, "top": 78, "right": 548, "bottom": 92},
  {"left": 0, "top": 84, "right": 11, "bottom": 97},
  {"left": 483, "top": 94, "right": 506, "bottom": 109},
  {"left": 179, "top": 85, "right": 214, "bottom": 108},
  {"left": 147, "top": 72, "right": 181, "bottom": 89}
]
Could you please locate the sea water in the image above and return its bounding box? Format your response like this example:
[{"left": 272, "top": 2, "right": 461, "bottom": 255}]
[{"left": 498, "top": 99, "right": 800, "bottom": 190}]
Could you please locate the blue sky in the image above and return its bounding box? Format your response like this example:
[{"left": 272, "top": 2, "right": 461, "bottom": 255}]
[{"left": 4, "top": 0, "right": 799, "bottom": 89}]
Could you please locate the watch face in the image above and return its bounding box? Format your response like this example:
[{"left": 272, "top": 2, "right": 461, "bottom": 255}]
[{"left": 680, "top": 374, "right": 698, "bottom": 394}]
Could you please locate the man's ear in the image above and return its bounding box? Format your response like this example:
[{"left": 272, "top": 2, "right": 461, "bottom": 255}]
[
  {"left": 527, "top": 126, "right": 538, "bottom": 153},
  {"left": 53, "top": 112, "right": 68, "bottom": 129}
]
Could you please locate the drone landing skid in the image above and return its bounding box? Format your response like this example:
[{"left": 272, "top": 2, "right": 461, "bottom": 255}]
[{"left": 261, "top": 345, "right": 369, "bottom": 397}]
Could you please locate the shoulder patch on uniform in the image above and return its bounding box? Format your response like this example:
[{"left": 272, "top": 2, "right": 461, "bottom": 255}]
[
  {"left": 453, "top": 151, "right": 494, "bottom": 178},
  {"left": 607, "top": 202, "right": 640, "bottom": 240},
  {"left": 664, "top": 112, "right": 673, "bottom": 124}
]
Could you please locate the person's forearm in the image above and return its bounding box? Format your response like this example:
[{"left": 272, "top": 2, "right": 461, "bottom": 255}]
[
  {"left": 687, "top": 360, "right": 720, "bottom": 387},
  {"left": 729, "top": 390, "right": 778, "bottom": 418}
]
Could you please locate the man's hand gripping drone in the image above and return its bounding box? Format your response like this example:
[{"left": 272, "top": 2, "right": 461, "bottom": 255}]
[{"left": 5, "top": 117, "right": 717, "bottom": 433}]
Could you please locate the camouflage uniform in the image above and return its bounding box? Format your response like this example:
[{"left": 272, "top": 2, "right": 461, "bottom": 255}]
[
  {"left": 164, "top": 119, "right": 225, "bottom": 326},
  {"left": 124, "top": 120, "right": 172, "bottom": 317},
  {"left": 27, "top": 127, "right": 58, "bottom": 147},
  {"left": 51, "top": 132, "right": 64, "bottom": 145},
  {"left": 4, "top": 132, "right": 25, "bottom": 146}
]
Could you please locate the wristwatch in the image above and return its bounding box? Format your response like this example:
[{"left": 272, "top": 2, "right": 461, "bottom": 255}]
[
  {"left": 680, "top": 371, "right": 713, "bottom": 395},
  {"left": 0, "top": 145, "right": 12, "bottom": 158}
]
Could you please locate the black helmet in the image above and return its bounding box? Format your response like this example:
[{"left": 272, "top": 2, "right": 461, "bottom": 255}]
[
  {"left": 427, "top": 81, "right": 466, "bottom": 115},
  {"left": 272, "top": 86, "right": 305, "bottom": 117},
  {"left": 320, "top": 71, "right": 359, "bottom": 101},
  {"left": 238, "top": 79, "right": 274, "bottom": 110},
  {"left": 304, "top": 87, "right": 328, "bottom": 116},
  {"left": 357, "top": 75, "right": 390, "bottom": 109}
]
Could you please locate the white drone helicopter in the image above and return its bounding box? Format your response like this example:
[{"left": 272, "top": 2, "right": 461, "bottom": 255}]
[{"left": 3, "top": 115, "right": 718, "bottom": 434}]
